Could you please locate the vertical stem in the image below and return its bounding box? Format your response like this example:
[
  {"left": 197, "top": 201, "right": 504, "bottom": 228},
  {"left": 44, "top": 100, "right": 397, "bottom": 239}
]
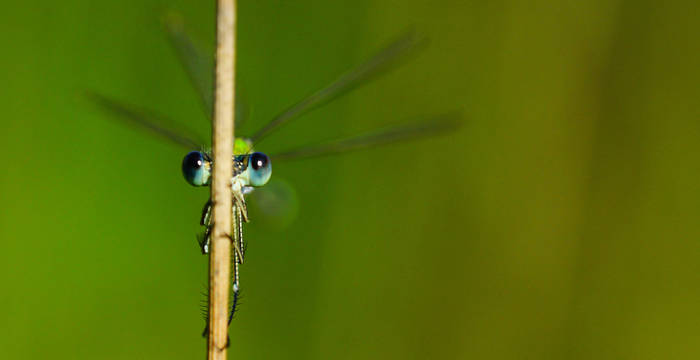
[{"left": 208, "top": 0, "right": 236, "bottom": 359}]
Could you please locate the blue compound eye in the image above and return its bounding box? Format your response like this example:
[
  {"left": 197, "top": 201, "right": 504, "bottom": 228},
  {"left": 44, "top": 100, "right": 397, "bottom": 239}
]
[
  {"left": 182, "top": 151, "right": 211, "bottom": 186},
  {"left": 248, "top": 152, "right": 271, "bottom": 187}
]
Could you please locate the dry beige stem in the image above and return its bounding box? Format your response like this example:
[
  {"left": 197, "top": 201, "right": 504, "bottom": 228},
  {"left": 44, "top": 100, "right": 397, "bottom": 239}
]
[{"left": 208, "top": 0, "right": 236, "bottom": 358}]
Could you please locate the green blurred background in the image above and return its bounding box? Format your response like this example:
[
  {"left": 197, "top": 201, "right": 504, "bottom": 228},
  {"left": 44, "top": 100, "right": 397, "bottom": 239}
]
[{"left": 1, "top": 0, "right": 698, "bottom": 359}]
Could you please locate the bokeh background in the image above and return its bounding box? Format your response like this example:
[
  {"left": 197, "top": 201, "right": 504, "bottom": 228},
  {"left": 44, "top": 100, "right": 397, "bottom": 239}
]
[{"left": 1, "top": 0, "right": 698, "bottom": 359}]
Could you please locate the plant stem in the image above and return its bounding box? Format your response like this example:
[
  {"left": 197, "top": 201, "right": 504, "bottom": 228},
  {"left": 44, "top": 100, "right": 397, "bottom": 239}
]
[{"left": 208, "top": 0, "right": 236, "bottom": 358}]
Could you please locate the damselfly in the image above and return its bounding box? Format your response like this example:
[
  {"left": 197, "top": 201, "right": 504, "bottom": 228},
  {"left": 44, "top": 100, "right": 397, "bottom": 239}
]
[{"left": 89, "top": 15, "right": 459, "bottom": 336}]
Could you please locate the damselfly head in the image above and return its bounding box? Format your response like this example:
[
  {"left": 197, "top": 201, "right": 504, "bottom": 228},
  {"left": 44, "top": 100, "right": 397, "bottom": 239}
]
[{"left": 182, "top": 151, "right": 212, "bottom": 186}]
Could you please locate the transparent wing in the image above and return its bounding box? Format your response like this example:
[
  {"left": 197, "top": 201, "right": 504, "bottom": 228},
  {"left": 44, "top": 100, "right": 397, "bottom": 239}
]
[
  {"left": 164, "top": 13, "right": 214, "bottom": 119},
  {"left": 86, "top": 91, "right": 205, "bottom": 149},
  {"left": 270, "top": 113, "right": 461, "bottom": 161},
  {"left": 248, "top": 178, "right": 299, "bottom": 229},
  {"left": 250, "top": 29, "right": 426, "bottom": 144},
  {"left": 164, "top": 13, "right": 249, "bottom": 126}
]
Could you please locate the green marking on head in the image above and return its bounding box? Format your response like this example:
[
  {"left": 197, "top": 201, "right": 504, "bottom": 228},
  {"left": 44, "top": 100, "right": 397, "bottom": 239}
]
[{"left": 234, "top": 137, "right": 253, "bottom": 155}]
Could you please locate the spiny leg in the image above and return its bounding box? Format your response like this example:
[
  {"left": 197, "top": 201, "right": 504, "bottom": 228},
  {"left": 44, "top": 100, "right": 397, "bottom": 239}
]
[
  {"left": 200, "top": 196, "right": 248, "bottom": 339},
  {"left": 225, "top": 202, "right": 248, "bottom": 328},
  {"left": 198, "top": 198, "right": 213, "bottom": 254},
  {"left": 198, "top": 196, "right": 245, "bottom": 260},
  {"left": 228, "top": 189, "right": 248, "bottom": 262},
  {"left": 200, "top": 198, "right": 212, "bottom": 226},
  {"left": 233, "top": 190, "right": 249, "bottom": 223},
  {"left": 236, "top": 198, "right": 247, "bottom": 261},
  {"left": 201, "top": 204, "right": 242, "bottom": 342},
  {"left": 229, "top": 219, "right": 245, "bottom": 264},
  {"left": 229, "top": 204, "right": 242, "bottom": 324},
  {"left": 199, "top": 198, "right": 213, "bottom": 336}
]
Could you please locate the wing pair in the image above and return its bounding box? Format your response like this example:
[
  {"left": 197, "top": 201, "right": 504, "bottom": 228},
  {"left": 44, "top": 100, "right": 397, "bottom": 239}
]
[{"left": 88, "top": 15, "right": 460, "bottom": 160}]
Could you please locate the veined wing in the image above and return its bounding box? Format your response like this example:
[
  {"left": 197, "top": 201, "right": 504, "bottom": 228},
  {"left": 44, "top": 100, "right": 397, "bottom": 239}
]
[
  {"left": 164, "top": 13, "right": 213, "bottom": 119},
  {"left": 86, "top": 91, "right": 205, "bottom": 149},
  {"left": 164, "top": 13, "right": 248, "bottom": 126},
  {"left": 271, "top": 113, "right": 461, "bottom": 161},
  {"left": 250, "top": 30, "right": 426, "bottom": 144},
  {"left": 248, "top": 178, "right": 299, "bottom": 230}
]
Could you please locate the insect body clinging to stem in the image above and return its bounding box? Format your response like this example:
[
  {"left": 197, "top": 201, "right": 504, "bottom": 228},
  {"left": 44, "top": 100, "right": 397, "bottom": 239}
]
[{"left": 88, "top": 14, "right": 460, "bottom": 340}]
